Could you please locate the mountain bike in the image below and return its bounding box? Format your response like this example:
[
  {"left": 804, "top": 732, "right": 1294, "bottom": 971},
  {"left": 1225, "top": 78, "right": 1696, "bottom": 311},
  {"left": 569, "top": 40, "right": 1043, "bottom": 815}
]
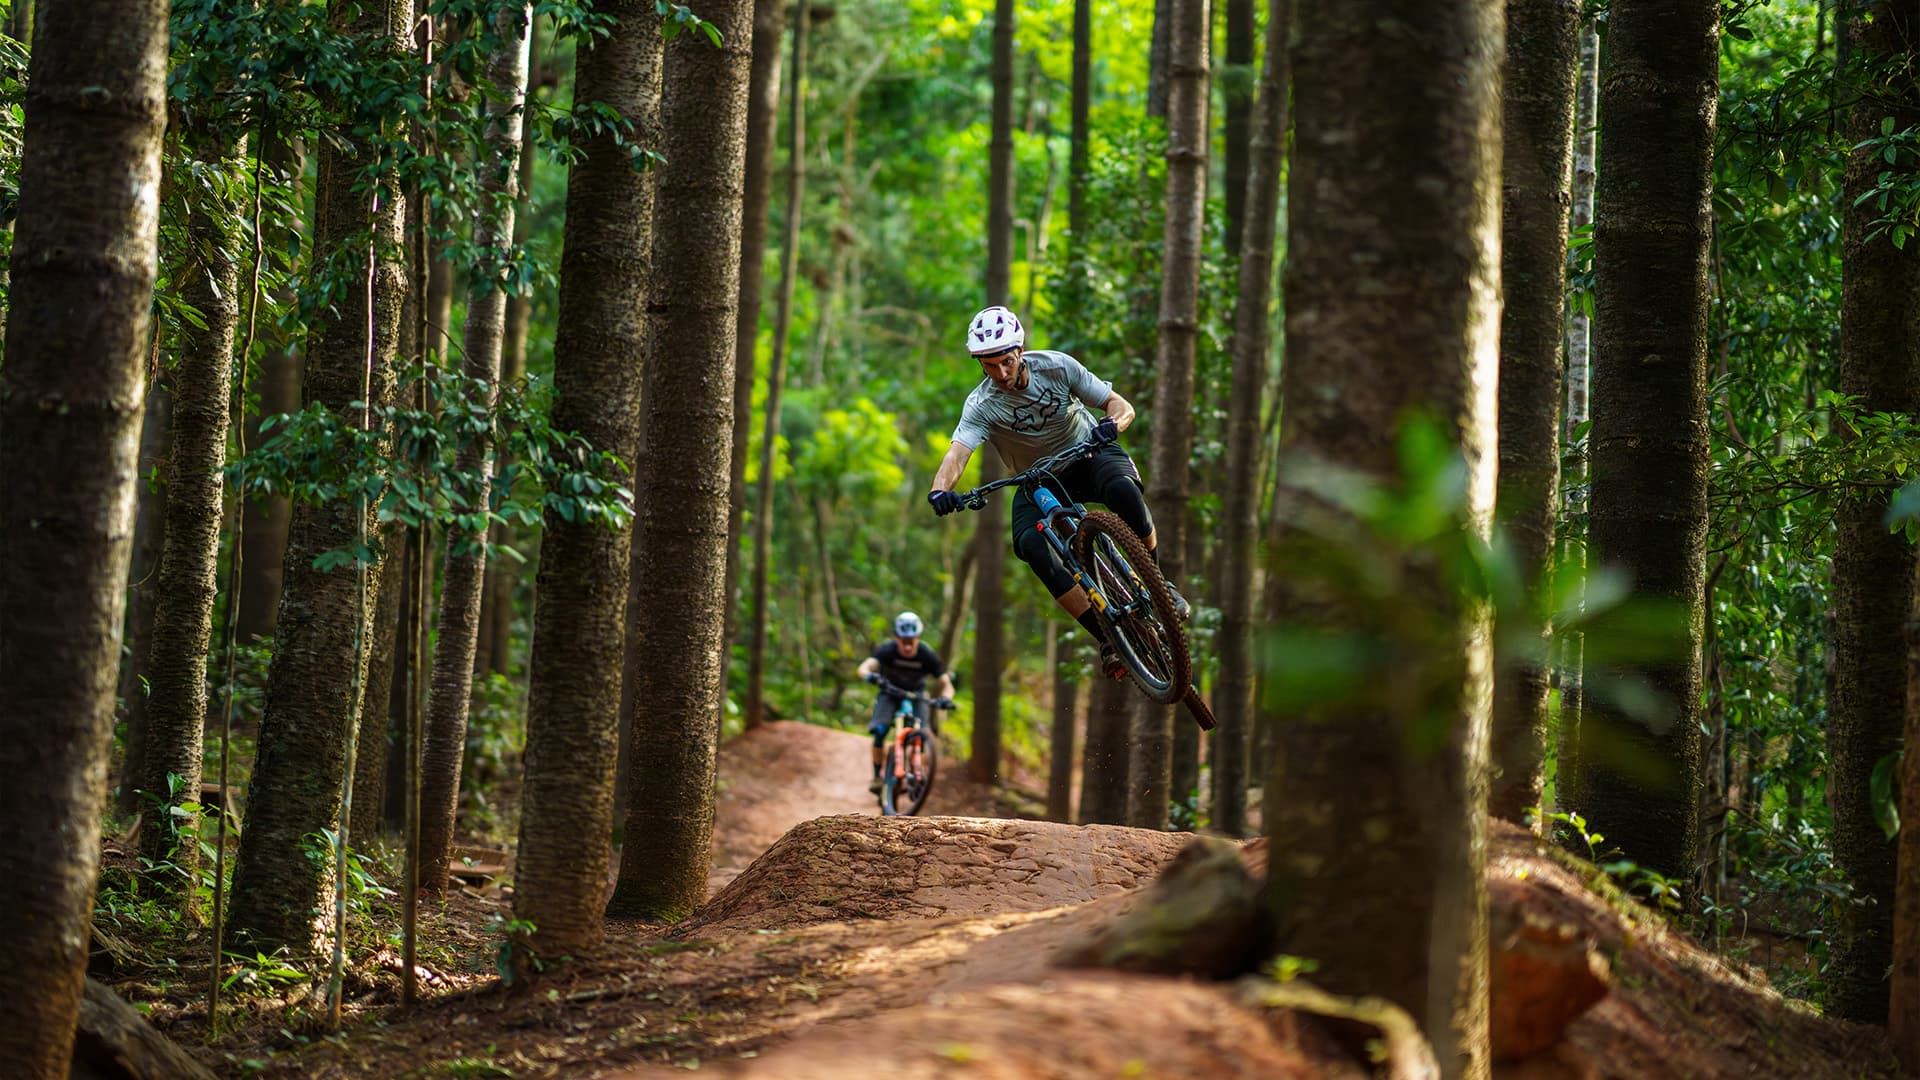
[
  {"left": 956, "top": 434, "right": 1216, "bottom": 730},
  {"left": 872, "top": 676, "right": 955, "bottom": 816}
]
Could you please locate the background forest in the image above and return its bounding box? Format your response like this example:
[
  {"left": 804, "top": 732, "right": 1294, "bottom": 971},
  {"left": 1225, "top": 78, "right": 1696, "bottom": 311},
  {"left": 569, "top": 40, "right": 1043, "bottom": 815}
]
[{"left": 7, "top": 0, "right": 1920, "bottom": 1076}]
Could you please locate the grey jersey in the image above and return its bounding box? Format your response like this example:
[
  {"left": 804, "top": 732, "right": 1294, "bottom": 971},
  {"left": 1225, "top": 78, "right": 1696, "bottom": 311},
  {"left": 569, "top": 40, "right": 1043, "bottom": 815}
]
[{"left": 951, "top": 349, "right": 1114, "bottom": 473}]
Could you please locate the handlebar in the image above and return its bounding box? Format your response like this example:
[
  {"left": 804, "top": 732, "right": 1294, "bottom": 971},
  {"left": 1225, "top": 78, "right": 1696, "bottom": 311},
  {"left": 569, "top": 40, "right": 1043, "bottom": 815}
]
[
  {"left": 955, "top": 433, "right": 1111, "bottom": 512},
  {"left": 871, "top": 675, "right": 958, "bottom": 709}
]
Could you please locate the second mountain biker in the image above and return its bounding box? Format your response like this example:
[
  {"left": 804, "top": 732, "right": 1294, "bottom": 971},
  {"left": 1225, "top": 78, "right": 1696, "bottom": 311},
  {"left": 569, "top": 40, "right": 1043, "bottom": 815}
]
[
  {"left": 856, "top": 611, "right": 955, "bottom": 794},
  {"left": 925, "top": 305, "right": 1190, "bottom": 681}
]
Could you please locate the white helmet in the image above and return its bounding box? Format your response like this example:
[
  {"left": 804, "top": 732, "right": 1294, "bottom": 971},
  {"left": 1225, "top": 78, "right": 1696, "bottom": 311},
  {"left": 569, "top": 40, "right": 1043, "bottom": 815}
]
[
  {"left": 965, "top": 305, "right": 1025, "bottom": 356},
  {"left": 894, "top": 611, "right": 924, "bottom": 638}
]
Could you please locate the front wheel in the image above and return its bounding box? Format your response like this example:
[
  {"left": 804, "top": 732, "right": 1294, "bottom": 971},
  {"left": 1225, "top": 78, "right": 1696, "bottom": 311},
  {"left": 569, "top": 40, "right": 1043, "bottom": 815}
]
[
  {"left": 880, "top": 729, "right": 938, "bottom": 816},
  {"left": 1073, "top": 510, "right": 1191, "bottom": 705}
]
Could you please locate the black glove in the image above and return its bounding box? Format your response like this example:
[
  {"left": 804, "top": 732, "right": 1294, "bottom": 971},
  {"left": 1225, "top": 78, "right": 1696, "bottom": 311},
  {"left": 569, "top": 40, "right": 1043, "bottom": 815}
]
[
  {"left": 1092, "top": 416, "right": 1120, "bottom": 445},
  {"left": 928, "top": 489, "right": 961, "bottom": 517},
  {"left": 933, "top": 697, "right": 956, "bottom": 710},
  {"left": 864, "top": 671, "right": 882, "bottom": 686}
]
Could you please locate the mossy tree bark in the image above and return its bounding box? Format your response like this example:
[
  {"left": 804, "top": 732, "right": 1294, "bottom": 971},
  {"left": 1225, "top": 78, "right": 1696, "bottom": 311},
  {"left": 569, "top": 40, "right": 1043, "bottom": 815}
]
[
  {"left": 419, "top": 3, "right": 531, "bottom": 896},
  {"left": 1131, "top": 0, "right": 1209, "bottom": 830},
  {"left": 138, "top": 131, "right": 245, "bottom": 890},
  {"left": 1264, "top": 0, "right": 1501, "bottom": 1074},
  {"left": 227, "top": 0, "right": 413, "bottom": 955},
  {"left": 1575, "top": 0, "right": 1717, "bottom": 883},
  {"left": 513, "top": 0, "right": 659, "bottom": 957},
  {"left": 1214, "top": 0, "right": 1290, "bottom": 840},
  {"left": 606, "top": 0, "right": 751, "bottom": 923},
  {"left": 1489, "top": 0, "right": 1579, "bottom": 826},
  {"left": 1828, "top": 0, "right": 1919, "bottom": 1026},
  {"left": 0, "top": 0, "right": 166, "bottom": 1070}
]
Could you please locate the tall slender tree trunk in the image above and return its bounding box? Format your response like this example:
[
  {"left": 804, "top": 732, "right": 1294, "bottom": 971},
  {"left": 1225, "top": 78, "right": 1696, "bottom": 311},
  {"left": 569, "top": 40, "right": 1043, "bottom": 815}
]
[
  {"left": 971, "top": 0, "right": 1016, "bottom": 786},
  {"left": 420, "top": 3, "right": 531, "bottom": 896},
  {"left": 1147, "top": 0, "right": 1172, "bottom": 118},
  {"left": 746, "top": 0, "right": 808, "bottom": 730},
  {"left": 1489, "top": 0, "right": 1578, "bottom": 827},
  {"left": 1078, "top": 678, "right": 1132, "bottom": 824},
  {"left": 0, "top": 0, "right": 166, "bottom": 1068},
  {"left": 1047, "top": 629, "right": 1078, "bottom": 822},
  {"left": 1222, "top": 0, "right": 1254, "bottom": 260},
  {"left": 1130, "top": 0, "right": 1209, "bottom": 830},
  {"left": 1898, "top": 554, "right": 1920, "bottom": 1065},
  {"left": 228, "top": 0, "right": 414, "bottom": 954},
  {"left": 513, "top": 0, "right": 659, "bottom": 959},
  {"left": 1555, "top": 16, "right": 1598, "bottom": 828},
  {"left": 725, "top": 0, "right": 787, "bottom": 713},
  {"left": 7, "top": 0, "right": 30, "bottom": 45},
  {"left": 114, "top": 384, "right": 171, "bottom": 817},
  {"left": 481, "top": 16, "right": 542, "bottom": 682},
  {"left": 354, "top": 519, "right": 407, "bottom": 841},
  {"left": 1214, "top": 0, "right": 1290, "bottom": 840},
  {"left": 606, "top": 0, "right": 750, "bottom": 923},
  {"left": 1828, "top": 0, "right": 1919, "bottom": 1026},
  {"left": 1577, "top": 0, "right": 1717, "bottom": 883},
  {"left": 1266, "top": 0, "right": 1500, "bottom": 1074},
  {"left": 138, "top": 133, "right": 245, "bottom": 887},
  {"left": 236, "top": 352, "right": 302, "bottom": 642}
]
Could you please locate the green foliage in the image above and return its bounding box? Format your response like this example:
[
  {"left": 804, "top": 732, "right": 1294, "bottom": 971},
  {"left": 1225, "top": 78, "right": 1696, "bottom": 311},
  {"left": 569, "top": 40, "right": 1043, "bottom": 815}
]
[{"left": 235, "top": 365, "right": 633, "bottom": 570}]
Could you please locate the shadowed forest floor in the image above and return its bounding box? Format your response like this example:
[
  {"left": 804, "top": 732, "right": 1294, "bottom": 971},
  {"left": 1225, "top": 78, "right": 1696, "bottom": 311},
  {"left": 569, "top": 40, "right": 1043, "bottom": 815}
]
[{"left": 115, "top": 721, "right": 1905, "bottom": 1078}]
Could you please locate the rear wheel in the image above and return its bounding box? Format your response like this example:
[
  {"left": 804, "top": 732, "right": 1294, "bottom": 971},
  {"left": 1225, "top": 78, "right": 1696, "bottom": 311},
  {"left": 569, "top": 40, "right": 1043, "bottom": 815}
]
[{"left": 1073, "top": 510, "right": 1191, "bottom": 705}]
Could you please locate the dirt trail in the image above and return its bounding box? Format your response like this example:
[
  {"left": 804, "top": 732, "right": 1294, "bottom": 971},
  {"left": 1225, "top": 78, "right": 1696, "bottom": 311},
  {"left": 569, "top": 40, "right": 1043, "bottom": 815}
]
[{"left": 255, "top": 722, "right": 1902, "bottom": 1080}]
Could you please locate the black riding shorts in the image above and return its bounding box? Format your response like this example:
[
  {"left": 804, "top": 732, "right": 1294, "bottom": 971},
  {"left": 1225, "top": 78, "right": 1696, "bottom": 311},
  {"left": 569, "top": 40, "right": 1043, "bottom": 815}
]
[{"left": 1008, "top": 443, "right": 1155, "bottom": 599}]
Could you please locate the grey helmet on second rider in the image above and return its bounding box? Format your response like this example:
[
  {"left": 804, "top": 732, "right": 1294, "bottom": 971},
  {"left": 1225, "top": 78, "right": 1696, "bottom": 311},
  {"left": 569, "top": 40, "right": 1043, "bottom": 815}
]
[{"left": 894, "top": 611, "right": 924, "bottom": 638}]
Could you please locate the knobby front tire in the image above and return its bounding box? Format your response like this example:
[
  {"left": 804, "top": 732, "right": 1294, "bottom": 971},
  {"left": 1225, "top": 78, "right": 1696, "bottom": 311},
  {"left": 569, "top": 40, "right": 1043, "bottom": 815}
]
[
  {"left": 881, "top": 731, "right": 938, "bottom": 816},
  {"left": 1072, "top": 510, "right": 1191, "bottom": 705}
]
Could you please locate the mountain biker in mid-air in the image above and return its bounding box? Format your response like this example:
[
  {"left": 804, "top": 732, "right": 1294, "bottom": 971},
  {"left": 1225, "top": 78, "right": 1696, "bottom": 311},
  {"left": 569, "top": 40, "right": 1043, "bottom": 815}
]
[
  {"left": 925, "top": 305, "right": 1190, "bottom": 682},
  {"left": 856, "top": 611, "right": 955, "bottom": 794}
]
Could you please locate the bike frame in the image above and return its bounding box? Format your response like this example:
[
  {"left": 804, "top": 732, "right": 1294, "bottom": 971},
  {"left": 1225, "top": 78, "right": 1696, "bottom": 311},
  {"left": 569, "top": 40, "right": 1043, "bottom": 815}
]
[{"left": 964, "top": 439, "right": 1155, "bottom": 627}]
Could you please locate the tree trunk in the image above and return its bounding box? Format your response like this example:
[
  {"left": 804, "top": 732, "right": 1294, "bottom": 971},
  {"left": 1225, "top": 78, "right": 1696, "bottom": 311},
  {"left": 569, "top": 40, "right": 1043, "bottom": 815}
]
[
  {"left": 1827, "top": 0, "right": 1919, "bottom": 1026},
  {"left": 1147, "top": 0, "right": 1171, "bottom": 118},
  {"left": 1214, "top": 0, "right": 1289, "bottom": 840},
  {"left": 235, "top": 136, "right": 307, "bottom": 646},
  {"left": 513, "top": 0, "right": 659, "bottom": 958},
  {"left": 139, "top": 131, "right": 245, "bottom": 889},
  {"left": 970, "top": 0, "right": 1016, "bottom": 786},
  {"left": 1047, "top": 629, "right": 1078, "bottom": 822},
  {"left": 419, "top": 3, "right": 531, "bottom": 896},
  {"left": 114, "top": 383, "right": 171, "bottom": 817},
  {"left": 1897, "top": 551, "right": 1920, "bottom": 1068},
  {"left": 1068, "top": 0, "right": 1089, "bottom": 258},
  {"left": 227, "top": 0, "right": 413, "bottom": 955},
  {"left": 1078, "top": 677, "right": 1131, "bottom": 824},
  {"left": 7, "top": 0, "right": 30, "bottom": 46},
  {"left": 725, "top": 0, "right": 788, "bottom": 717},
  {"left": 1266, "top": 0, "right": 1500, "bottom": 1074},
  {"left": 605, "top": 0, "right": 750, "bottom": 923},
  {"left": 357, "top": 520, "right": 408, "bottom": 840},
  {"left": 481, "top": 16, "right": 541, "bottom": 683},
  {"left": 745, "top": 0, "right": 808, "bottom": 730},
  {"left": 1131, "top": 0, "right": 1209, "bottom": 831},
  {"left": 0, "top": 0, "right": 166, "bottom": 1069},
  {"left": 1554, "top": 15, "right": 1598, "bottom": 830},
  {"left": 1577, "top": 0, "right": 1717, "bottom": 884},
  {"left": 1222, "top": 0, "right": 1254, "bottom": 259},
  {"left": 1489, "top": 0, "right": 1578, "bottom": 827}
]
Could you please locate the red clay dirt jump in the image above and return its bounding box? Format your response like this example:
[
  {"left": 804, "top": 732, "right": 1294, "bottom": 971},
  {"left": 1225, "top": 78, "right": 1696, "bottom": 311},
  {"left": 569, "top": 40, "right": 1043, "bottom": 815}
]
[{"left": 255, "top": 721, "right": 1903, "bottom": 1080}]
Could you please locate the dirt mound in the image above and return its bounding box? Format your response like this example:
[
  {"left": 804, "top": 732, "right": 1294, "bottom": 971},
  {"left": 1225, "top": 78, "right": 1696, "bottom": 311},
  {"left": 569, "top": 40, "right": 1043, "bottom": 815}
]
[
  {"left": 1487, "top": 822, "right": 1899, "bottom": 1078},
  {"left": 682, "top": 814, "right": 1192, "bottom": 935},
  {"left": 614, "top": 973, "right": 1370, "bottom": 1079}
]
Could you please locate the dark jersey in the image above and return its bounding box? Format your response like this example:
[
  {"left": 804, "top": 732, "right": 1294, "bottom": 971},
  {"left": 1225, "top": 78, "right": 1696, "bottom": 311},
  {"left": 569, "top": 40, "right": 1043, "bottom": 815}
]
[{"left": 872, "top": 639, "right": 945, "bottom": 692}]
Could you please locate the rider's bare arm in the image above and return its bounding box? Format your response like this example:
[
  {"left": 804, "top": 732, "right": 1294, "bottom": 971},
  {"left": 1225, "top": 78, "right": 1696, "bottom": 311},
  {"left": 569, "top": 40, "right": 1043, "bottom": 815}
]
[
  {"left": 1101, "top": 391, "right": 1136, "bottom": 433},
  {"left": 930, "top": 439, "right": 974, "bottom": 492},
  {"left": 934, "top": 673, "right": 955, "bottom": 699},
  {"left": 857, "top": 656, "right": 880, "bottom": 680}
]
